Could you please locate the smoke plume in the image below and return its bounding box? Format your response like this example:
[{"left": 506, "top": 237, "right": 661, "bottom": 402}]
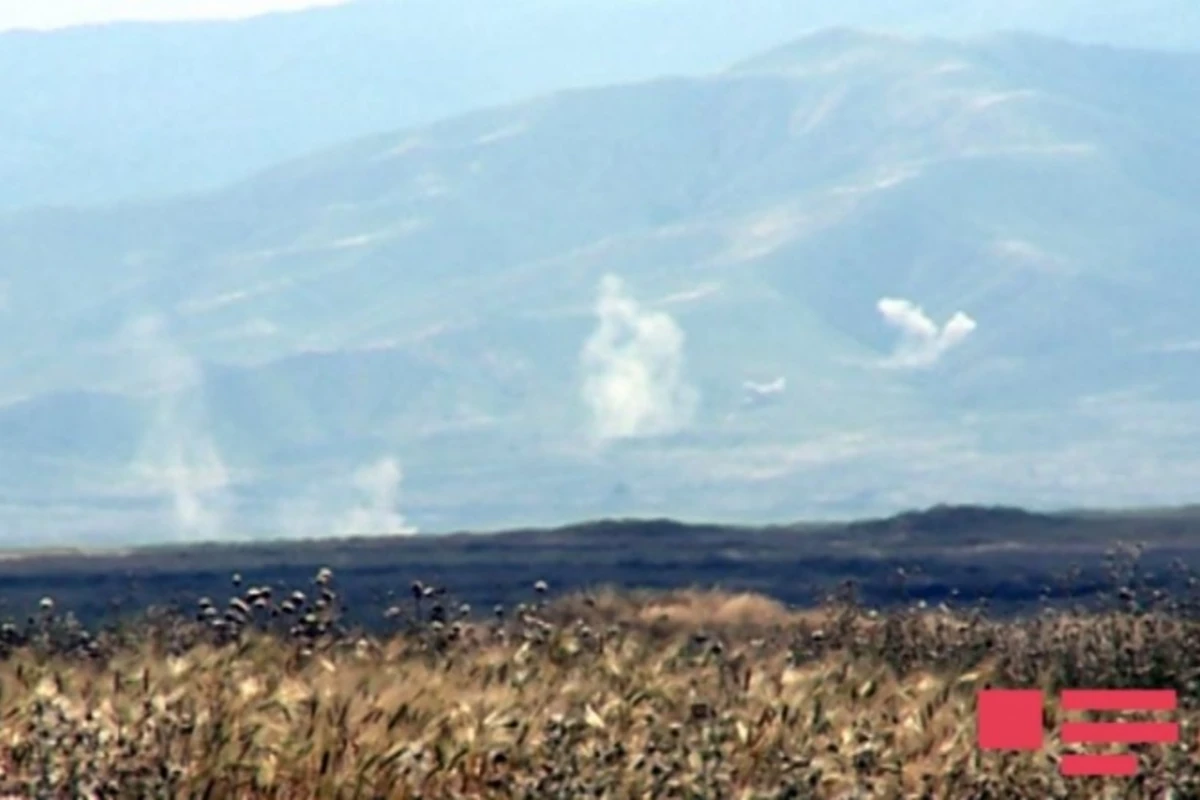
[
  {"left": 125, "top": 314, "right": 232, "bottom": 541},
  {"left": 743, "top": 376, "right": 786, "bottom": 406},
  {"left": 581, "top": 274, "right": 697, "bottom": 441},
  {"left": 876, "top": 297, "right": 976, "bottom": 368},
  {"left": 334, "top": 456, "right": 417, "bottom": 536}
]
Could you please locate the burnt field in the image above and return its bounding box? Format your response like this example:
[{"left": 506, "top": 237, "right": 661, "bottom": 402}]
[{"left": 2, "top": 503, "right": 1199, "bottom": 630}]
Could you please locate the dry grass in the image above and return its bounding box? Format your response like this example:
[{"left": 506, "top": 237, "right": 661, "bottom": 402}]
[{"left": 0, "top": 552, "right": 1199, "bottom": 798}]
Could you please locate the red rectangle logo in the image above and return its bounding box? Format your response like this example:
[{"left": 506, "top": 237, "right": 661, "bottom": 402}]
[
  {"left": 977, "top": 689, "right": 1044, "bottom": 751},
  {"left": 1060, "top": 753, "right": 1140, "bottom": 777},
  {"left": 1061, "top": 721, "right": 1179, "bottom": 744},
  {"left": 1059, "top": 689, "right": 1176, "bottom": 711},
  {"left": 978, "top": 686, "right": 1180, "bottom": 778}
]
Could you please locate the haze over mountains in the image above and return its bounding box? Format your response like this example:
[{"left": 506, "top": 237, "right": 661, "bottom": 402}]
[
  {"left": 3, "top": 0, "right": 1200, "bottom": 209},
  {"left": 2, "top": 14, "right": 1200, "bottom": 545}
]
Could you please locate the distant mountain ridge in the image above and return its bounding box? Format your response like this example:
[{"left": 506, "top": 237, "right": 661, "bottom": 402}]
[
  {"left": 0, "top": 29, "right": 1199, "bottom": 544},
  {"left": 3, "top": 0, "right": 1200, "bottom": 209}
]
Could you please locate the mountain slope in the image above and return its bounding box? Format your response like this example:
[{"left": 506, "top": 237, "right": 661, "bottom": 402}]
[
  {"left": 3, "top": 1, "right": 1200, "bottom": 209},
  {"left": 1, "top": 30, "right": 1199, "bottom": 543}
]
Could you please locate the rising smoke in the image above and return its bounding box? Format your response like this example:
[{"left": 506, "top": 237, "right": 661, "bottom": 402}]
[
  {"left": 876, "top": 297, "right": 977, "bottom": 368},
  {"left": 580, "top": 274, "right": 697, "bottom": 441},
  {"left": 742, "top": 376, "right": 787, "bottom": 407},
  {"left": 125, "top": 314, "right": 232, "bottom": 541},
  {"left": 333, "top": 456, "right": 417, "bottom": 536}
]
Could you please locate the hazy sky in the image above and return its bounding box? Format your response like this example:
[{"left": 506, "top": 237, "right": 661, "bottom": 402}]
[{"left": 0, "top": 0, "right": 351, "bottom": 31}]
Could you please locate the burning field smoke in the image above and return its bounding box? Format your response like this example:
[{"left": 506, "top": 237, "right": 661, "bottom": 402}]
[
  {"left": 581, "top": 274, "right": 697, "bottom": 441},
  {"left": 125, "top": 314, "right": 232, "bottom": 541},
  {"left": 876, "top": 297, "right": 976, "bottom": 368},
  {"left": 334, "top": 456, "right": 417, "bottom": 536},
  {"left": 743, "top": 376, "right": 786, "bottom": 407}
]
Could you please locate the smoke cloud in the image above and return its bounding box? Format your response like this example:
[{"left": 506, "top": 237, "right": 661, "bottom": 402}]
[
  {"left": 124, "top": 314, "right": 232, "bottom": 541},
  {"left": 743, "top": 376, "right": 787, "bottom": 406},
  {"left": 334, "top": 456, "right": 417, "bottom": 536},
  {"left": 581, "top": 274, "right": 697, "bottom": 441},
  {"left": 876, "top": 297, "right": 976, "bottom": 368}
]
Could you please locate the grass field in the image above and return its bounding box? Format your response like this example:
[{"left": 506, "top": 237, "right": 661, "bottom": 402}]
[{"left": 0, "top": 545, "right": 1197, "bottom": 798}]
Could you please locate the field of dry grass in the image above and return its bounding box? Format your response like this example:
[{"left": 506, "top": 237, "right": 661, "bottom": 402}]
[{"left": 0, "top": 554, "right": 1199, "bottom": 799}]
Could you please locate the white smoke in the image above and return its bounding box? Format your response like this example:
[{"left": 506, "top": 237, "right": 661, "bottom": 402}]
[
  {"left": 124, "top": 314, "right": 232, "bottom": 541},
  {"left": 581, "top": 274, "right": 697, "bottom": 441},
  {"left": 333, "top": 456, "right": 417, "bottom": 536},
  {"left": 876, "top": 297, "right": 976, "bottom": 368},
  {"left": 743, "top": 376, "right": 787, "bottom": 406}
]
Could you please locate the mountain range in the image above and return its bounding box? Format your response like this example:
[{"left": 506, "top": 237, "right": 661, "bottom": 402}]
[
  {"left": 4, "top": 0, "right": 1200, "bottom": 209},
  {"left": 1, "top": 27, "right": 1199, "bottom": 545}
]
